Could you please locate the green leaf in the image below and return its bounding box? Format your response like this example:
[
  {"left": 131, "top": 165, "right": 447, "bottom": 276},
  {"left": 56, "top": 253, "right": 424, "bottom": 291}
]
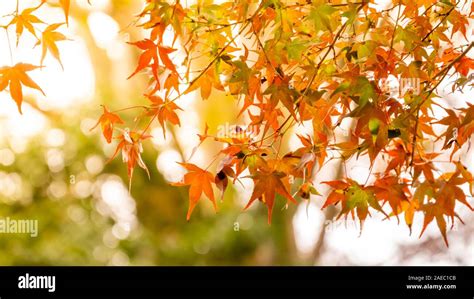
[
  {"left": 330, "top": 81, "right": 350, "bottom": 98},
  {"left": 286, "top": 39, "right": 308, "bottom": 60},
  {"left": 394, "top": 27, "right": 418, "bottom": 51},
  {"left": 357, "top": 41, "right": 376, "bottom": 60},
  {"left": 309, "top": 4, "right": 337, "bottom": 33},
  {"left": 342, "top": 5, "right": 358, "bottom": 24},
  {"left": 439, "top": 0, "right": 454, "bottom": 6},
  {"left": 353, "top": 76, "right": 376, "bottom": 107}
]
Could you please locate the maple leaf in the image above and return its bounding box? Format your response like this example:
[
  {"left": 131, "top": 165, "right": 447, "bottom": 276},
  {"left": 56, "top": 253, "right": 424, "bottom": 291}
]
[
  {"left": 309, "top": 3, "right": 337, "bottom": 33},
  {"left": 412, "top": 153, "right": 438, "bottom": 183},
  {"left": 456, "top": 104, "right": 474, "bottom": 146},
  {"left": 158, "top": 45, "right": 177, "bottom": 73},
  {"left": 184, "top": 68, "right": 221, "bottom": 100},
  {"left": 8, "top": 6, "right": 44, "bottom": 45},
  {"left": 108, "top": 130, "right": 152, "bottom": 190},
  {"left": 0, "top": 63, "right": 45, "bottom": 114},
  {"left": 288, "top": 134, "right": 318, "bottom": 174},
  {"left": 241, "top": 148, "right": 271, "bottom": 175},
  {"left": 455, "top": 162, "right": 474, "bottom": 196},
  {"left": 36, "top": 23, "right": 68, "bottom": 68},
  {"left": 164, "top": 72, "right": 180, "bottom": 96},
  {"left": 414, "top": 171, "right": 474, "bottom": 247},
  {"left": 373, "top": 175, "right": 411, "bottom": 222},
  {"left": 91, "top": 106, "right": 124, "bottom": 143},
  {"left": 399, "top": 199, "right": 419, "bottom": 235},
  {"left": 455, "top": 56, "right": 474, "bottom": 77},
  {"left": 323, "top": 180, "right": 388, "bottom": 229},
  {"left": 352, "top": 104, "right": 388, "bottom": 163},
  {"left": 335, "top": 131, "right": 363, "bottom": 160},
  {"left": 214, "top": 155, "right": 236, "bottom": 200},
  {"left": 434, "top": 108, "right": 460, "bottom": 154},
  {"left": 59, "top": 0, "right": 70, "bottom": 25},
  {"left": 419, "top": 203, "right": 452, "bottom": 247},
  {"left": 448, "top": 9, "right": 469, "bottom": 40},
  {"left": 172, "top": 163, "right": 217, "bottom": 220},
  {"left": 245, "top": 168, "right": 297, "bottom": 224},
  {"left": 145, "top": 94, "right": 182, "bottom": 138},
  {"left": 128, "top": 39, "right": 159, "bottom": 81}
]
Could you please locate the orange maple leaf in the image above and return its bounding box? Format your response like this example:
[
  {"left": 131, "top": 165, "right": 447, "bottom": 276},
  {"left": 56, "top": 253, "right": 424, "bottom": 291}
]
[
  {"left": 58, "top": 0, "right": 70, "bottom": 25},
  {"left": 184, "top": 72, "right": 212, "bottom": 100},
  {"left": 128, "top": 39, "right": 159, "bottom": 82},
  {"left": 415, "top": 171, "right": 474, "bottom": 247},
  {"left": 172, "top": 163, "right": 217, "bottom": 220},
  {"left": 373, "top": 175, "right": 411, "bottom": 222},
  {"left": 245, "top": 169, "right": 297, "bottom": 224},
  {"left": 0, "top": 63, "right": 45, "bottom": 114},
  {"left": 158, "top": 45, "right": 177, "bottom": 73},
  {"left": 58, "top": 0, "right": 91, "bottom": 25},
  {"left": 419, "top": 203, "right": 450, "bottom": 247},
  {"left": 323, "top": 179, "right": 388, "bottom": 228},
  {"left": 108, "top": 130, "right": 152, "bottom": 190},
  {"left": 91, "top": 106, "right": 124, "bottom": 143},
  {"left": 455, "top": 56, "right": 474, "bottom": 77},
  {"left": 36, "top": 23, "right": 68, "bottom": 69},
  {"left": 8, "top": 5, "right": 44, "bottom": 45},
  {"left": 145, "top": 94, "right": 182, "bottom": 138}
]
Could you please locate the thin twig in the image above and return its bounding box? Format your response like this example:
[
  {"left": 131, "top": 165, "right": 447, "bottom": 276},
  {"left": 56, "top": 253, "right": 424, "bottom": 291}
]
[{"left": 388, "top": 2, "right": 402, "bottom": 58}]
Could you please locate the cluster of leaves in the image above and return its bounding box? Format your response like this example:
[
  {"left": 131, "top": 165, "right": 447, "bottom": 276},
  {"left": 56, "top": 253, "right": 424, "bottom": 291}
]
[
  {"left": 0, "top": 0, "right": 72, "bottom": 113},
  {"left": 7, "top": 0, "right": 473, "bottom": 246}
]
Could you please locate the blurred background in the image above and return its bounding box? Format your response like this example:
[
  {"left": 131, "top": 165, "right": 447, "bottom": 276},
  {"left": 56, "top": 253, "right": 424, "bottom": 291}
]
[{"left": 0, "top": 0, "right": 472, "bottom": 266}]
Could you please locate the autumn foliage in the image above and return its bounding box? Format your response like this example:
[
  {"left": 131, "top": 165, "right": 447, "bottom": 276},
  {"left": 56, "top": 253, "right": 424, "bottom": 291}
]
[{"left": 2, "top": 0, "right": 474, "bottom": 247}]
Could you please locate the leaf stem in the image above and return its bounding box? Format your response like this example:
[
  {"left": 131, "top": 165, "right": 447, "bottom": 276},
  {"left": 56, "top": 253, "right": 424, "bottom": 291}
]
[{"left": 4, "top": 29, "right": 13, "bottom": 65}]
